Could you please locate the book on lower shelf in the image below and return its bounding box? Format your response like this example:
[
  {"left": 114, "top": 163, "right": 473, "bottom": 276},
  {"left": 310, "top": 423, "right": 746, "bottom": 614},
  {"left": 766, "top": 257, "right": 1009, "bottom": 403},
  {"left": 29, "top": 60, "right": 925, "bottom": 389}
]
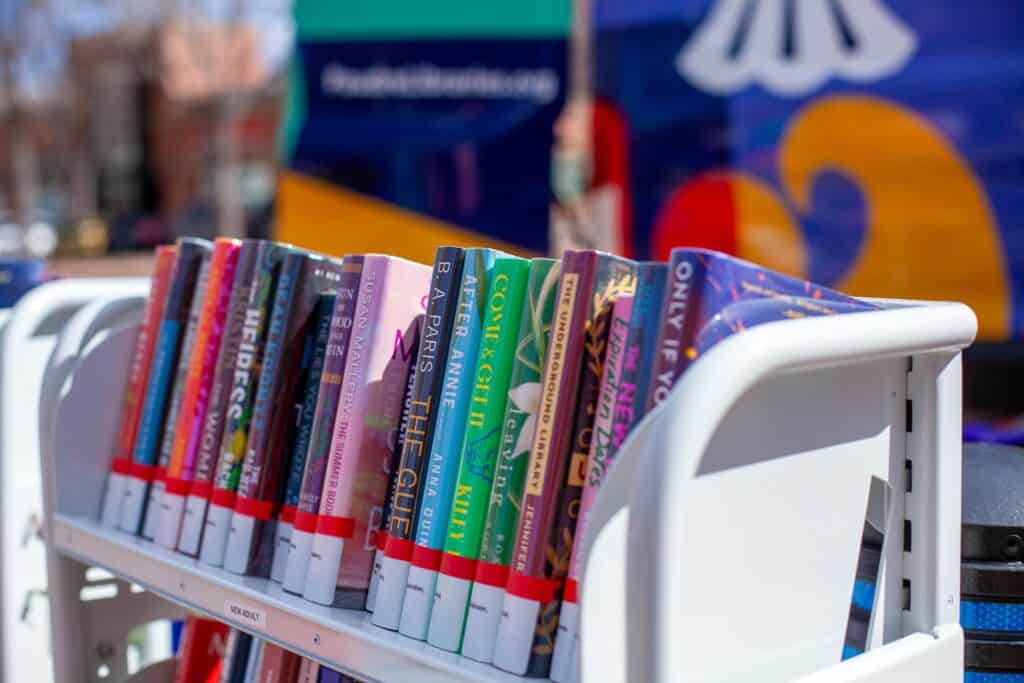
[{"left": 88, "top": 239, "right": 882, "bottom": 681}]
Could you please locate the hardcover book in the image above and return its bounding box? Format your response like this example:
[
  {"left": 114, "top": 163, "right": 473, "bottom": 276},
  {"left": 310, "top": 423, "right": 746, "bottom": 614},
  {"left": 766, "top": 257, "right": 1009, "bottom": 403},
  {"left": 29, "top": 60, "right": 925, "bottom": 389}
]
[
  {"left": 270, "top": 293, "right": 336, "bottom": 582},
  {"left": 173, "top": 617, "right": 228, "bottom": 683},
  {"left": 179, "top": 239, "right": 266, "bottom": 556},
  {"left": 297, "top": 657, "right": 320, "bottom": 683},
  {"left": 427, "top": 255, "right": 530, "bottom": 651},
  {"left": 100, "top": 244, "right": 176, "bottom": 528},
  {"left": 281, "top": 255, "right": 363, "bottom": 595},
  {"left": 372, "top": 246, "right": 464, "bottom": 630},
  {"left": 199, "top": 241, "right": 289, "bottom": 566},
  {"left": 462, "top": 257, "right": 560, "bottom": 663},
  {"left": 144, "top": 250, "right": 213, "bottom": 539},
  {"left": 157, "top": 238, "right": 241, "bottom": 550},
  {"left": 617, "top": 262, "right": 668, "bottom": 428},
  {"left": 550, "top": 293, "right": 634, "bottom": 681},
  {"left": 222, "top": 630, "right": 253, "bottom": 683},
  {"left": 119, "top": 237, "right": 211, "bottom": 535},
  {"left": 224, "top": 252, "right": 344, "bottom": 577},
  {"left": 302, "top": 254, "right": 431, "bottom": 608},
  {"left": 367, "top": 316, "right": 421, "bottom": 612},
  {"left": 646, "top": 248, "right": 876, "bottom": 410},
  {"left": 492, "top": 249, "right": 635, "bottom": 676},
  {"left": 254, "top": 642, "right": 300, "bottom": 683},
  {"left": 398, "top": 247, "right": 499, "bottom": 640}
]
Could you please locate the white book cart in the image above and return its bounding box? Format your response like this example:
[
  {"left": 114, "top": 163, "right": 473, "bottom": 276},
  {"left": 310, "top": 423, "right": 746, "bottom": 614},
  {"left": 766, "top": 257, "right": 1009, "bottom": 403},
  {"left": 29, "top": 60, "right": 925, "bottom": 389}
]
[{"left": 36, "top": 281, "right": 976, "bottom": 683}]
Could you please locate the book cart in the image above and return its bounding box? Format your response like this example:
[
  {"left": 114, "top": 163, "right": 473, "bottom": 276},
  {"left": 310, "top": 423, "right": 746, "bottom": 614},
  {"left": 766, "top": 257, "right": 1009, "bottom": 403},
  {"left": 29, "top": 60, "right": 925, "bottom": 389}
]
[{"left": 36, "top": 281, "right": 977, "bottom": 682}]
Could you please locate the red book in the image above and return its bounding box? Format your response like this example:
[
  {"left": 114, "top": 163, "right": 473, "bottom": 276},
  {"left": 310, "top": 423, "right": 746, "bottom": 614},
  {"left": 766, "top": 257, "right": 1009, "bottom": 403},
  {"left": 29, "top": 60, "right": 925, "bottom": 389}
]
[
  {"left": 256, "top": 642, "right": 301, "bottom": 683},
  {"left": 100, "top": 245, "right": 176, "bottom": 528},
  {"left": 173, "top": 617, "right": 228, "bottom": 683}
]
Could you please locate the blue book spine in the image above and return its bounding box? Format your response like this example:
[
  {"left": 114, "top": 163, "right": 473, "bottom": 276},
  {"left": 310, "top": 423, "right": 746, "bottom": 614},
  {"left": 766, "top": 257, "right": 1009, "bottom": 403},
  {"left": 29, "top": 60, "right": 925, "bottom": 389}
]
[
  {"left": 132, "top": 239, "right": 210, "bottom": 469},
  {"left": 619, "top": 262, "right": 668, "bottom": 431},
  {"left": 412, "top": 248, "right": 497, "bottom": 556}
]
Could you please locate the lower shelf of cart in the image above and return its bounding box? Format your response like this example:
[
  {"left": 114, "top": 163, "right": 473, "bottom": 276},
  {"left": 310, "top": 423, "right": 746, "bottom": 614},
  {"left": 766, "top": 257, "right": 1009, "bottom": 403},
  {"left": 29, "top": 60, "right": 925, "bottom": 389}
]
[{"left": 52, "top": 514, "right": 549, "bottom": 683}]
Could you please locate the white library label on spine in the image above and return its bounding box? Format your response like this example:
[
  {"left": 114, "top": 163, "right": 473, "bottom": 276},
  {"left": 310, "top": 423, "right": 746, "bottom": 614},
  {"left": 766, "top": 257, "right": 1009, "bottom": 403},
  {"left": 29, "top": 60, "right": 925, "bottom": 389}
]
[
  {"left": 269, "top": 521, "right": 292, "bottom": 583},
  {"left": 491, "top": 592, "right": 541, "bottom": 675},
  {"left": 426, "top": 572, "right": 472, "bottom": 652},
  {"left": 549, "top": 601, "right": 580, "bottom": 682},
  {"left": 118, "top": 477, "right": 148, "bottom": 534},
  {"left": 100, "top": 472, "right": 127, "bottom": 528},
  {"left": 155, "top": 492, "right": 186, "bottom": 549},
  {"left": 198, "top": 502, "right": 232, "bottom": 566},
  {"left": 303, "top": 533, "right": 345, "bottom": 605},
  {"left": 366, "top": 548, "right": 383, "bottom": 612},
  {"left": 223, "top": 512, "right": 256, "bottom": 574},
  {"left": 282, "top": 527, "right": 315, "bottom": 595},
  {"left": 177, "top": 494, "right": 208, "bottom": 556},
  {"left": 140, "top": 480, "right": 164, "bottom": 539},
  {"left": 371, "top": 556, "right": 411, "bottom": 630},
  {"left": 460, "top": 582, "right": 505, "bottom": 663},
  {"left": 398, "top": 565, "right": 438, "bottom": 640}
]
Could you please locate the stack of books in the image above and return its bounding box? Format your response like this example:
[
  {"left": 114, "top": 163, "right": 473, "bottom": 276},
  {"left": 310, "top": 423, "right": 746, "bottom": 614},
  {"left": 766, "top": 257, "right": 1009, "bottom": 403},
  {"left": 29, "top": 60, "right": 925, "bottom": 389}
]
[
  {"left": 173, "top": 615, "right": 364, "bottom": 682},
  {"left": 100, "top": 238, "right": 874, "bottom": 680}
]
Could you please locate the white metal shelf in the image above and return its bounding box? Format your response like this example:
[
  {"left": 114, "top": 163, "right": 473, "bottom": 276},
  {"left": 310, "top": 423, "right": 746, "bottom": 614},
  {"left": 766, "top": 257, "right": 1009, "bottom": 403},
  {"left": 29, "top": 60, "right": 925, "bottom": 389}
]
[
  {"left": 51, "top": 515, "right": 529, "bottom": 683},
  {"left": 37, "top": 284, "right": 978, "bottom": 683}
]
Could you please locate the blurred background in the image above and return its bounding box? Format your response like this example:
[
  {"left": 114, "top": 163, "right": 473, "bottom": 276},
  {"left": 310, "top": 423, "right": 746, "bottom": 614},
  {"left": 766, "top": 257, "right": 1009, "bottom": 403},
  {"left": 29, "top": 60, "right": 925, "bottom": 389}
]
[{"left": 2, "top": 0, "right": 1024, "bottom": 417}]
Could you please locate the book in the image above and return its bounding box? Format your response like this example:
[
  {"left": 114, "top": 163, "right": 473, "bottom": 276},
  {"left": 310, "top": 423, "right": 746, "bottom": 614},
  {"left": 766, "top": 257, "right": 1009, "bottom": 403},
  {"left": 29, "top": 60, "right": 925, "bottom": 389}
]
[
  {"left": 427, "top": 255, "right": 530, "bottom": 651},
  {"left": 550, "top": 293, "right": 634, "bottom": 682},
  {"left": 492, "top": 250, "right": 634, "bottom": 677},
  {"left": 282, "top": 255, "right": 364, "bottom": 594},
  {"left": 646, "top": 248, "right": 876, "bottom": 409},
  {"left": 367, "top": 315, "right": 422, "bottom": 612},
  {"left": 255, "top": 642, "right": 301, "bottom": 682},
  {"left": 224, "top": 253, "right": 344, "bottom": 577},
  {"left": 144, "top": 250, "right": 214, "bottom": 539},
  {"left": 296, "top": 657, "right": 319, "bottom": 683},
  {"left": 372, "top": 247, "right": 464, "bottom": 630},
  {"left": 398, "top": 248, "right": 499, "bottom": 639},
  {"left": 119, "top": 237, "right": 211, "bottom": 535},
  {"left": 270, "top": 293, "right": 336, "bottom": 582},
  {"left": 243, "top": 639, "right": 264, "bottom": 683},
  {"left": 200, "top": 241, "right": 289, "bottom": 566},
  {"left": 222, "top": 631, "right": 253, "bottom": 683},
  {"left": 303, "top": 254, "right": 431, "bottom": 608},
  {"left": 462, "top": 258, "right": 561, "bottom": 663},
  {"left": 100, "top": 244, "right": 176, "bottom": 528},
  {"left": 157, "top": 238, "right": 242, "bottom": 549},
  {"left": 617, "top": 263, "right": 668, "bottom": 428},
  {"left": 173, "top": 617, "right": 229, "bottom": 683},
  {"left": 179, "top": 240, "right": 267, "bottom": 556}
]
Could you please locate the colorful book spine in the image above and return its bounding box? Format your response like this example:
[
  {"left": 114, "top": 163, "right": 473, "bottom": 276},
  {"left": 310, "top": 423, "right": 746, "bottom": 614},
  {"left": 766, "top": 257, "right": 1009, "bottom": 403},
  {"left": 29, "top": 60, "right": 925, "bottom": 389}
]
[
  {"left": 224, "top": 254, "right": 344, "bottom": 577},
  {"left": 119, "top": 237, "right": 211, "bottom": 535},
  {"left": 255, "top": 642, "right": 300, "bottom": 682},
  {"left": 173, "top": 617, "right": 229, "bottom": 683},
  {"left": 100, "top": 245, "right": 176, "bottom": 528},
  {"left": 618, "top": 263, "right": 668, "bottom": 426},
  {"left": 144, "top": 250, "right": 213, "bottom": 539},
  {"left": 199, "top": 241, "right": 288, "bottom": 566},
  {"left": 297, "top": 657, "right": 320, "bottom": 683},
  {"left": 367, "top": 316, "right": 422, "bottom": 612},
  {"left": 646, "top": 251, "right": 705, "bottom": 410},
  {"left": 157, "top": 239, "right": 241, "bottom": 549},
  {"left": 427, "top": 256, "right": 530, "bottom": 651},
  {"left": 462, "top": 258, "right": 561, "bottom": 663},
  {"left": 372, "top": 247, "right": 464, "bottom": 630},
  {"left": 222, "top": 631, "right": 253, "bottom": 683},
  {"left": 269, "top": 293, "right": 336, "bottom": 582},
  {"left": 281, "top": 255, "right": 364, "bottom": 595},
  {"left": 398, "top": 248, "right": 498, "bottom": 639},
  {"left": 178, "top": 240, "right": 265, "bottom": 556},
  {"left": 492, "top": 250, "right": 635, "bottom": 677},
  {"left": 303, "top": 254, "right": 431, "bottom": 608},
  {"left": 550, "top": 293, "right": 634, "bottom": 682}
]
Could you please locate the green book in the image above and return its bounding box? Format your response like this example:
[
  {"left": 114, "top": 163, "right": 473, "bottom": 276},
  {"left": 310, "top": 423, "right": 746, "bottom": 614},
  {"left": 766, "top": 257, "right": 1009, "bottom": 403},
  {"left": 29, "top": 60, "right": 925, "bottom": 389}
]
[
  {"left": 425, "top": 255, "right": 531, "bottom": 651},
  {"left": 457, "top": 258, "right": 561, "bottom": 662}
]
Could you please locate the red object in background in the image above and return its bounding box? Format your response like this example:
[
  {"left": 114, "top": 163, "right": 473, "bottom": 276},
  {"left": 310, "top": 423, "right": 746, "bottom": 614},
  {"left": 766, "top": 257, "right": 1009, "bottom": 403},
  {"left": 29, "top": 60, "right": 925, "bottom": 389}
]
[
  {"left": 174, "top": 617, "right": 228, "bottom": 683},
  {"left": 591, "top": 98, "right": 634, "bottom": 258},
  {"left": 651, "top": 174, "right": 738, "bottom": 260}
]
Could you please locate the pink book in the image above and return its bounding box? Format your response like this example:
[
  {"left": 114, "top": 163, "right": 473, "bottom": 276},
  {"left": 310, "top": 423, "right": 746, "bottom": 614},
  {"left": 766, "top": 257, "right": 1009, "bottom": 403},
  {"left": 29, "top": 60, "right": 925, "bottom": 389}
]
[
  {"left": 550, "top": 293, "right": 634, "bottom": 682},
  {"left": 303, "top": 254, "right": 430, "bottom": 608}
]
